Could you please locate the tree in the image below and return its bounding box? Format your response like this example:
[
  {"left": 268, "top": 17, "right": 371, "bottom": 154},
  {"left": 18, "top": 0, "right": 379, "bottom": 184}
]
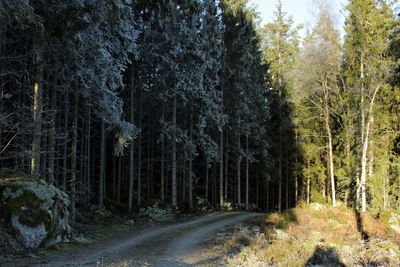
[
  {"left": 261, "top": 0, "right": 301, "bottom": 211},
  {"left": 344, "top": 0, "right": 397, "bottom": 212},
  {"left": 291, "top": 0, "right": 342, "bottom": 206}
]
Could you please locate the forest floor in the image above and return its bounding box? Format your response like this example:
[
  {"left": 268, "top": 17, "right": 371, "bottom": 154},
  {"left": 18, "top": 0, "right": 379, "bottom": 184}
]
[
  {"left": 2, "top": 211, "right": 263, "bottom": 266},
  {"left": 217, "top": 203, "right": 400, "bottom": 266},
  {"left": 3, "top": 203, "right": 400, "bottom": 266}
]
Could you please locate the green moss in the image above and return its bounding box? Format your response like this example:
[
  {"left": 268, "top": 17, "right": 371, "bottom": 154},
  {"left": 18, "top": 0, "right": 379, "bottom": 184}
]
[
  {"left": 376, "top": 241, "right": 400, "bottom": 255},
  {"left": 0, "top": 176, "right": 69, "bottom": 233},
  {"left": 303, "top": 232, "right": 323, "bottom": 251},
  {"left": 0, "top": 182, "right": 53, "bottom": 229},
  {"left": 276, "top": 210, "right": 297, "bottom": 229},
  {"left": 0, "top": 254, "right": 13, "bottom": 263},
  {"left": 0, "top": 168, "right": 41, "bottom": 182}
]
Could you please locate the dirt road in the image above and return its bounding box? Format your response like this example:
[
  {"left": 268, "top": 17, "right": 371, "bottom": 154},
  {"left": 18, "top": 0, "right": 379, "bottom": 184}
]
[{"left": 12, "top": 212, "right": 263, "bottom": 267}]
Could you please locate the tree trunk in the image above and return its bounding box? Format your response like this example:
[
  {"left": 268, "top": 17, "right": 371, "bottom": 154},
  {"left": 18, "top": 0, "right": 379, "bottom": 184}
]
[
  {"left": 182, "top": 158, "right": 186, "bottom": 204},
  {"left": 189, "top": 113, "right": 193, "bottom": 210},
  {"left": 360, "top": 121, "right": 370, "bottom": 212},
  {"left": 147, "top": 118, "right": 151, "bottom": 200},
  {"left": 359, "top": 55, "right": 367, "bottom": 212},
  {"left": 383, "top": 164, "right": 387, "bottom": 210},
  {"left": 113, "top": 156, "right": 117, "bottom": 198},
  {"left": 86, "top": 105, "right": 91, "bottom": 203},
  {"left": 324, "top": 82, "right": 336, "bottom": 206},
  {"left": 225, "top": 133, "right": 228, "bottom": 200},
  {"left": 99, "top": 119, "right": 105, "bottom": 207},
  {"left": 137, "top": 116, "right": 142, "bottom": 207},
  {"left": 278, "top": 135, "right": 282, "bottom": 212},
  {"left": 40, "top": 79, "right": 47, "bottom": 182},
  {"left": 285, "top": 153, "right": 289, "bottom": 209},
  {"left": 161, "top": 105, "right": 165, "bottom": 201},
  {"left": 117, "top": 156, "right": 122, "bottom": 203},
  {"left": 345, "top": 125, "right": 351, "bottom": 206},
  {"left": 172, "top": 95, "right": 177, "bottom": 207},
  {"left": 256, "top": 178, "right": 259, "bottom": 209},
  {"left": 48, "top": 76, "right": 57, "bottom": 185},
  {"left": 245, "top": 133, "right": 249, "bottom": 211},
  {"left": 31, "top": 48, "right": 43, "bottom": 177},
  {"left": 307, "top": 159, "right": 310, "bottom": 204},
  {"left": 295, "top": 153, "right": 298, "bottom": 207},
  {"left": 205, "top": 157, "right": 209, "bottom": 202},
  {"left": 360, "top": 85, "right": 380, "bottom": 212},
  {"left": 237, "top": 114, "right": 241, "bottom": 208},
  {"left": 266, "top": 181, "right": 269, "bottom": 212},
  {"left": 70, "top": 90, "right": 78, "bottom": 220},
  {"left": 219, "top": 129, "right": 223, "bottom": 210},
  {"left": 213, "top": 162, "right": 216, "bottom": 208},
  {"left": 62, "top": 94, "right": 69, "bottom": 191},
  {"left": 129, "top": 67, "right": 135, "bottom": 213}
]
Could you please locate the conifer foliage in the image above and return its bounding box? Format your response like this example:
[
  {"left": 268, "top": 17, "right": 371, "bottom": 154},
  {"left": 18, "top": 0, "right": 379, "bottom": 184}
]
[{"left": 0, "top": 0, "right": 277, "bottom": 214}]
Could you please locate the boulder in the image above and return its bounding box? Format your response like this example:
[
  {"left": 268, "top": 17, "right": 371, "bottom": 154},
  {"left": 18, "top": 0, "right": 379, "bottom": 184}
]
[
  {"left": 388, "top": 212, "right": 400, "bottom": 234},
  {"left": 0, "top": 170, "right": 71, "bottom": 248}
]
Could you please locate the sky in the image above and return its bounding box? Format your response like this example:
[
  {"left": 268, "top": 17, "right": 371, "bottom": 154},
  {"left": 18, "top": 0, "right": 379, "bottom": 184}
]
[{"left": 248, "top": 0, "right": 348, "bottom": 38}]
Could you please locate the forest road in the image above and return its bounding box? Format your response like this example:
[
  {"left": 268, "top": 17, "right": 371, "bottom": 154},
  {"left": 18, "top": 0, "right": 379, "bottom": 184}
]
[{"left": 15, "top": 211, "right": 264, "bottom": 267}]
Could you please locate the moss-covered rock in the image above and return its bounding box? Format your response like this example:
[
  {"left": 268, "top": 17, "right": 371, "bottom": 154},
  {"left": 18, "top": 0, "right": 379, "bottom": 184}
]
[{"left": 0, "top": 169, "right": 71, "bottom": 248}]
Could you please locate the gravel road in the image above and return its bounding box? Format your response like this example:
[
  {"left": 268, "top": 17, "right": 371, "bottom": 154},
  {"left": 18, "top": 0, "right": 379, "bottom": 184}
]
[{"left": 11, "top": 212, "right": 263, "bottom": 266}]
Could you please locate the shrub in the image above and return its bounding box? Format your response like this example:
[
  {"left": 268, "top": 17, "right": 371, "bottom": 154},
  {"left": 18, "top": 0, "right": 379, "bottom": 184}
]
[{"left": 138, "top": 203, "right": 174, "bottom": 222}]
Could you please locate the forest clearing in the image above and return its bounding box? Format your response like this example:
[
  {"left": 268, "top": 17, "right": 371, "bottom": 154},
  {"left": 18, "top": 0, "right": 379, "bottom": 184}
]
[{"left": 1, "top": 0, "right": 400, "bottom": 265}]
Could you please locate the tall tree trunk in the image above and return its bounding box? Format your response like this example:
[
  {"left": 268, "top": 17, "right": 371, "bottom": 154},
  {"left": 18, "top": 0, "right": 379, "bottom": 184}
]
[
  {"left": 256, "top": 177, "right": 259, "bottom": 209},
  {"left": 31, "top": 48, "right": 43, "bottom": 177},
  {"left": 237, "top": 114, "right": 241, "bottom": 208},
  {"left": 345, "top": 123, "right": 351, "bottom": 206},
  {"left": 117, "top": 156, "right": 122, "bottom": 203},
  {"left": 172, "top": 95, "right": 177, "bottom": 207},
  {"left": 150, "top": 125, "right": 154, "bottom": 196},
  {"left": 40, "top": 76, "right": 48, "bottom": 181},
  {"left": 137, "top": 117, "right": 142, "bottom": 207},
  {"left": 295, "top": 146, "right": 298, "bottom": 207},
  {"left": 266, "top": 181, "right": 269, "bottom": 212},
  {"left": 182, "top": 158, "right": 186, "bottom": 204},
  {"left": 359, "top": 55, "right": 367, "bottom": 212},
  {"left": 307, "top": 159, "right": 310, "bottom": 204},
  {"left": 360, "top": 120, "right": 371, "bottom": 212},
  {"left": 147, "top": 118, "right": 151, "bottom": 200},
  {"left": 225, "top": 133, "right": 228, "bottom": 200},
  {"left": 86, "top": 105, "right": 91, "bottom": 203},
  {"left": 383, "top": 164, "right": 387, "bottom": 210},
  {"left": 213, "top": 162, "right": 216, "bottom": 208},
  {"left": 70, "top": 91, "right": 78, "bottom": 220},
  {"left": 48, "top": 75, "right": 57, "bottom": 185},
  {"left": 129, "top": 67, "right": 135, "bottom": 213},
  {"left": 245, "top": 133, "right": 249, "bottom": 211},
  {"left": 189, "top": 114, "right": 193, "bottom": 210},
  {"left": 360, "top": 85, "right": 380, "bottom": 212},
  {"left": 113, "top": 156, "right": 117, "bottom": 198},
  {"left": 278, "top": 133, "right": 282, "bottom": 212},
  {"left": 205, "top": 157, "right": 209, "bottom": 202},
  {"left": 161, "top": 105, "right": 165, "bottom": 201},
  {"left": 99, "top": 119, "right": 105, "bottom": 207},
  {"left": 219, "top": 129, "right": 224, "bottom": 210},
  {"left": 324, "top": 82, "right": 336, "bottom": 206},
  {"left": 285, "top": 153, "right": 289, "bottom": 209},
  {"left": 62, "top": 94, "right": 69, "bottom": 191}
]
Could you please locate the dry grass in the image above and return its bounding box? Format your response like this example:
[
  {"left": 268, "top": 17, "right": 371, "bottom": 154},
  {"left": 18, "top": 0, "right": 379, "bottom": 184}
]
[{"left": 224, "top": 204, "right": 400, "bottom": 266}]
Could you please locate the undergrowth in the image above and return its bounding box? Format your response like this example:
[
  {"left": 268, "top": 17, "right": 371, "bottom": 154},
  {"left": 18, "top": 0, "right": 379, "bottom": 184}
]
[{"left": 222, "top": 203, "right": 400, "bottom": 266}]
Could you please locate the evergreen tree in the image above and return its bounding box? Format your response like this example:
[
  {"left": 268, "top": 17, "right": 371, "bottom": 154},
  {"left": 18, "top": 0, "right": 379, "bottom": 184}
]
[
  {"left": 261, "top": 0, "right": 301, "bottom": 211},
  {"left": 344, "top": 0, "right": 397, "bottom": 212}
]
